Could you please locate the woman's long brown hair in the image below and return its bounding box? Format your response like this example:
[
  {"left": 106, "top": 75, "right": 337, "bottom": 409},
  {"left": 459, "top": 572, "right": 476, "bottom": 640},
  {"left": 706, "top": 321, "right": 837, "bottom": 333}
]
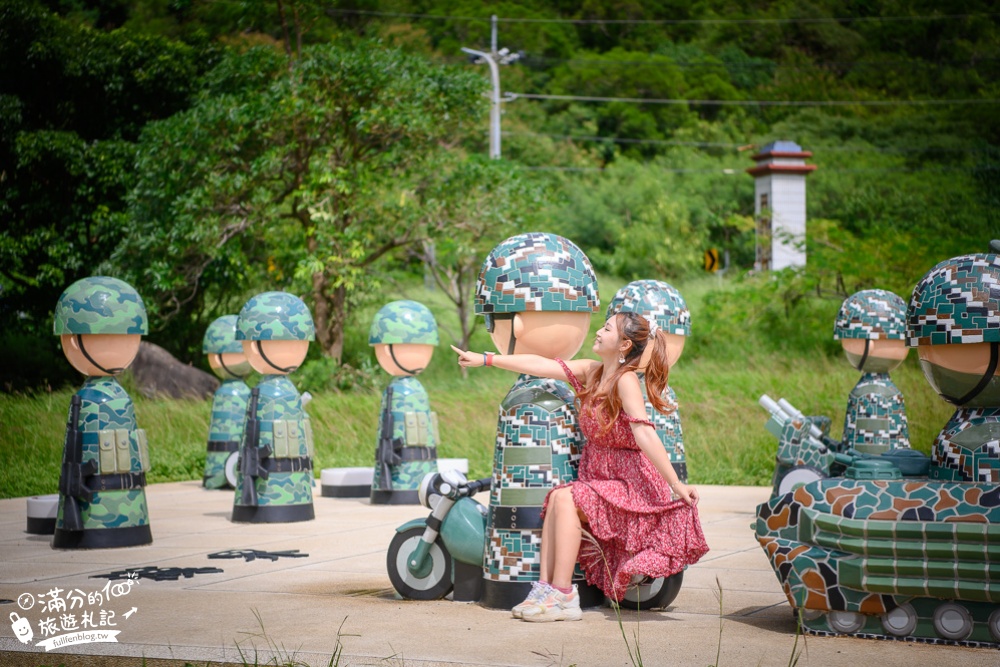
[{"left": 576, "top": 311, "right": 675, "bottom": 433}]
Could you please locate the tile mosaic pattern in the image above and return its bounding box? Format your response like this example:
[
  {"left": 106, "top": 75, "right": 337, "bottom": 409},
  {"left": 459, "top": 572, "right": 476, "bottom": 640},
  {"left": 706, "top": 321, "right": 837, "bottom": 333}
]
[
  {"left": 484, "top": 376, "right": 582, "bottom": 582},
  {"left": 605, "top": 279, "right": 691, "bottom": 336},
  {"left": 641, "top": 382, "right": 687, "bottom": 482},
  {"left": 842, "top": 373, "right": 910, "bottom": 453},
  {"left": 833, "top": 289, "right": 907, "bottom": 340},
  {"left": 929, "top": 407, "right": 1000, "bottom": 482},
  {"left": 906, "top": 252, "right": 1000, "bottom": 346},
  {"left": 475, "top": 233, "right": 599, "bottom": 314}
]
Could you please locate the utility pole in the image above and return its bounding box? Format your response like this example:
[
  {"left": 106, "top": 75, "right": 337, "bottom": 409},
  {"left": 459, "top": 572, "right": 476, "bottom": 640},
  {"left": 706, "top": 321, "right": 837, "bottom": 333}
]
[{"left": 461, "top": 15, "right": 520, "bottom": 159}]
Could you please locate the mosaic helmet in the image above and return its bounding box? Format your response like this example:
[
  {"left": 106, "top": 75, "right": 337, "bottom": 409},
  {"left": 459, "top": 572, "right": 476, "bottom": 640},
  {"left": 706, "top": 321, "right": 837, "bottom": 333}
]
[
  {"left": 369, "top": 300, "right": 439, "bottom": 345},
  {"left": 606, "top": 279, "right": 691, "bottom": 336},
  {"left": 53, "top": 276, "right": 148, "bottom": 335},
  {"left": 906, "top": 248, "right": 1000, "bottom": 348},
  {"left": 475, "top": 232, "right": 599, "bottom": 314},
  {"left": 236, "top": 292, "right": 315, "bottom": 341},
  {"left": 202, "top": 315, "right": 243, "bottom": 354},
  {"left": 833, "top": 289, "right": 907, "bottom": 341}
]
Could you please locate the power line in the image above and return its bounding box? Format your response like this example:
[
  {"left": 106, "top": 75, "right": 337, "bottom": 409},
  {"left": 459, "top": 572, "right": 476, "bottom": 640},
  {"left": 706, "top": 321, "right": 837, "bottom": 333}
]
[
  {"left": 520, "top": 55, "right": 1000, "bottom": 71},
  {"left": 511, "top": 93, "right": 1000, "bottom": 106},
  {"left": 503, "top": 132, "right": 989, "bottom": 154},
  {"left": 325, "top": 8, "right": 998, "bottom": 26}
]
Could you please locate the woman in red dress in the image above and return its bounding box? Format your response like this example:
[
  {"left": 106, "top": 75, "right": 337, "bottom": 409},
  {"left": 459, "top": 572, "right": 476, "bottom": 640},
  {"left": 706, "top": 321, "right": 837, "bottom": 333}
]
[{"left": 453, "top": 311, "right": 709, "bottom": 622}]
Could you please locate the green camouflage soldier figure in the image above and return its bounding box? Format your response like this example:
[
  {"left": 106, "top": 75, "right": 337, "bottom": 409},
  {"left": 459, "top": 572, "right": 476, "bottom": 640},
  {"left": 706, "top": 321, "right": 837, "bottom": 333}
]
[
  {"left": 369, "top": 300, "right": 441, "bottom": 504},
  {"left": 202, "top": 315, "right": 253, "bottom": 489},
  {"left": 52, "top": 276, "right": 152, "bottom": 549},
  {"left": 232, "top": 292, "right": 316, "bottom": 523},
  {"left": 833, "top": 289, "right": 911, "bottom": 455},
  {"left": 475, "top": 232, "right": 602, "bottom": 609},
  {"left": 911, "top": 244, "right": 1000, "bottom": 482},
  {"left": 606, "top": 279, "right": 690, "bottom": 483}
]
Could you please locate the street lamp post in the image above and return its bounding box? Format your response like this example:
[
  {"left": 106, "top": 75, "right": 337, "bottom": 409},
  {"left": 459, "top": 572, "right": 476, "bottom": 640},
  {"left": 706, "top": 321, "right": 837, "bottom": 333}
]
[{"left": 461, "top": 15, "right": 520, "bottom": 159}]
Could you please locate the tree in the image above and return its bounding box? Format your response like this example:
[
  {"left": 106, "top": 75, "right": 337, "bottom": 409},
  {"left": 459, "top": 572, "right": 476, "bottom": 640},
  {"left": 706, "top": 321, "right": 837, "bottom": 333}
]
[
  {"left": 410, "top": 154, "right": 548, "bottom": 355},
  {"left": 0, "top": 0, "right": 200, "bottom": 388},
  {"left": 116, "top": 41, "right": 487, "bottom": 362}
]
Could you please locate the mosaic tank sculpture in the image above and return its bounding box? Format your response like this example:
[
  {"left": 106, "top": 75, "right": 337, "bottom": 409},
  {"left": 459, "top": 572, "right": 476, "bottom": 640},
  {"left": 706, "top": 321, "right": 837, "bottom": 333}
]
[
  {"left": 606, "top": 279, "right": 690, "bottom": 483},
  {"left": 475, "top": 232, "right": 601, "bottom": 609},
  {"left": 231, "top": 292, "right": 316, "bottom": 523},
  {"left": 202, "top": 315, "right": 253, "bottom": 489},
  {"left": 754, "top": 242, "right": 1000, "bottom": 646},
  {"left": 369, "top": 300, "right": 440, "bottom": 504},
  {"left": 52, "top": 276, "right": 152, "bottom": 549}
]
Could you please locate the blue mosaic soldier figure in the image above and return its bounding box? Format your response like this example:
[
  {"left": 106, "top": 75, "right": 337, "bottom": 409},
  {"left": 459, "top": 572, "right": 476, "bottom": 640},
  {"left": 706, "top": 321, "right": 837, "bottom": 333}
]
[
  {"left": 606, "top": 279, "right": 691, "bottom": 483},
  {"left": 369, "top": 300, "right": 440, "bottom": 505},
  {"left": 833, "top": 289, "right": 912, "bottom": 454},
  {"left": 202, "top": 315, "right": 253, "bottom": 489},
  {"left": 912, "top": 242, "right": 1000, "bottom": 483},
  {"left": 52, "top": 276, "right": 152, "bottom": 549},
  {"left": 475, "top": 232, "right": 603, "bottom": 609},
  {"left": 232, "top": 292, "right": 316, "bottom": 523}
]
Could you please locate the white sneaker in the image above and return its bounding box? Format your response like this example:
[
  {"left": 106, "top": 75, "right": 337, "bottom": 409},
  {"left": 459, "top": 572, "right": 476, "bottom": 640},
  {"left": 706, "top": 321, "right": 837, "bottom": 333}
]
[
  {"left": 512, "top": 581, "right": 551, "bottom": 619},
  {"left": 521, "top": 584, "right": 582, "bottom": 622}
]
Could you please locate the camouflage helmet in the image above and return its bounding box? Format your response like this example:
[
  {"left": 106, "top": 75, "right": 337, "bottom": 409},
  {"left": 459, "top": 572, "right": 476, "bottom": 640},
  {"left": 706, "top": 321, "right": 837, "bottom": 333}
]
[
  {"left": 906, "top": 248, "right": 1000, "bottom": 347},
  {"left": 475, "top": 232, "right": 599, "bottom": 314},
  {"left": 236, "top": 292, "right": 315, "bottom": 341},
  {"left": 606, "top": 279, "right": 691, "bottom": 336},
  {"left": 833, "top": 289, "right": 907, "bottom": 341},
  {"left": 202, "top": 315, "right": 243, "bottom": 354},
  {"left": 368, "top": 300, "right": 439, "bottom": 345},
  {"left": 53, "top": 276, "right": 148, "bottom": 335}
]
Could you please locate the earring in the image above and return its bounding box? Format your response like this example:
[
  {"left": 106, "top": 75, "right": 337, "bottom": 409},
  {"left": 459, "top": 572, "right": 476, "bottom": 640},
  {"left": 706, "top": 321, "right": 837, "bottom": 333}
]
[{"left": 618, "top": 354, "right": 625, "bottom": 364}]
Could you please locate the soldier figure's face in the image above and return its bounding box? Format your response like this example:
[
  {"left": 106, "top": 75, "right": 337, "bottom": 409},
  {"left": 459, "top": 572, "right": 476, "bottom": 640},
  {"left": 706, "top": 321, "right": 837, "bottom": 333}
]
[
  {"left": 637, "top": 332, "right": 685, "bottom": 371},
  {"left": 209, "top": 351, "right": 253, "bottom": 379},
  {"left": 841, "top": 338, "right": 908, "bottom": 373},
  {"left": 243, "top": 339, "right": 309, "bottom": 375},
  {"left": 374, "top": 343, "right": 434, "bottom": 376},
  {"left": 918, "top": 342, "right": 1000, "bottom": 406},
  {"left": 61, "top": 333, "right": 141, "bottom": 376},
  {"left": 490, "top": 311, "right": 590, "bottom": 359}
]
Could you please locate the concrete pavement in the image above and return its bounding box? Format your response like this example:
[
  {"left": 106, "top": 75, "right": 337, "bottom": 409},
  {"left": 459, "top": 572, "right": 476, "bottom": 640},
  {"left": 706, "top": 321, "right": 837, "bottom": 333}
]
[{"left": 1, "top": 482, "right": 996, "bottom": 667}]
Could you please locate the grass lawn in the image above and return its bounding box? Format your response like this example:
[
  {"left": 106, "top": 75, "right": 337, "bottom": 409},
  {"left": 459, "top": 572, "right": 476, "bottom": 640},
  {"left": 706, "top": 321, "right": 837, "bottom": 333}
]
[{"left": 0, "top": 350, "right": 953, "bottom": 500}]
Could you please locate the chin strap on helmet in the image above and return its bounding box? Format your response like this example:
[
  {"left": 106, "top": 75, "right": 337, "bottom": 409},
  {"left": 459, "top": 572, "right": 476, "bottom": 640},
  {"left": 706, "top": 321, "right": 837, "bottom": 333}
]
[
  {"left": 389, "top": 344, "right": 423, "bottom": 375},
  {"left": 255, "top": 341, "right": 298, "bottom": 374},
  {"left": 942, "top": 341, "right": 999, "bottom": 406},
  {"left": 76, "top": 335, "right": 125, "bottom": 375}
]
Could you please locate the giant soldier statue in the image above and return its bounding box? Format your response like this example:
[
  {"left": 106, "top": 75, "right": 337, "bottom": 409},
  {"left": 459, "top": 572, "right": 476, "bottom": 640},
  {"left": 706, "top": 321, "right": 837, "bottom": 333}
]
[
  {"left": 475, "top": 232, "right": 602, "bottom": 609},
  {"left": 369, "top": 300, "right": 440, "bottom": 505},
  {"left": 833, "top": 289, "right": 911, "bottom": 454},
  {"left": 231, "top": 292, "right": 316, "bottom": 523},
  {"left": 52, "top": 276, "right": 152, "bottom": 549},
  {"left": 202, "top": 315, "right": 253, "bottom": 489},
  {"left": 606, "top": 279, "right": 691, "bottom": 483}
]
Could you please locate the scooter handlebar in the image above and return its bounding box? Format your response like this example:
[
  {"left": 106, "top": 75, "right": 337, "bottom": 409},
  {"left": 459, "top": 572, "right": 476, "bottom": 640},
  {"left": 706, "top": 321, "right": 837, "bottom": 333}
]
[{"left": 464, "top": 477, "right": 492, "bottom": 496}]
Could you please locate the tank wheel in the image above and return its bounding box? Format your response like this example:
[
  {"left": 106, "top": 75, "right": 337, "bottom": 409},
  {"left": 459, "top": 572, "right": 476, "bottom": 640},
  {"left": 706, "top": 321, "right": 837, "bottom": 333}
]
[
  {"left": 933, "top": 603, "right": 974, "bottom": 641},
  {"left": 988, "top": 608, "right": 1000, "bottom": 642},
  {"left": 611, "top": 571, "right": 684, "bottom": 611},
  {"left": 881, "top": 603, "right": 918, "bottom": 637},
  {"left": 386, "top": 527, "right": 453, "bottom": 601},
  {"left": 776, "top": 465, "right": 827, "bottom": 496},
  {"left": 224, "top": 451, "right": 239, "bottom": 489},
  {"left": 827, "top": 610, "right": 864, "bottom": 634}
]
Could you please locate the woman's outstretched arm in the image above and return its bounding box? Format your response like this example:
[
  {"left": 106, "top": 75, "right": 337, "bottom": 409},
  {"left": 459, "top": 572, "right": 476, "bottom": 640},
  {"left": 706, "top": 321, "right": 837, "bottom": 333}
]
[
  {"left": 451, "top": 345, "right": 598, "bottom": 381},
  {"left": 618, "top": 371, "right": 699, "bottom": 506}
]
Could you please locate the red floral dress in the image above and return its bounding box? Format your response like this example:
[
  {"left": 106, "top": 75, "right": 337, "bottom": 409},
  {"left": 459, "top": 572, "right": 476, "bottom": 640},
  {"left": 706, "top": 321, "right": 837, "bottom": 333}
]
[{"left": 543, "top": 359, "right": 710, "bottom": 601}]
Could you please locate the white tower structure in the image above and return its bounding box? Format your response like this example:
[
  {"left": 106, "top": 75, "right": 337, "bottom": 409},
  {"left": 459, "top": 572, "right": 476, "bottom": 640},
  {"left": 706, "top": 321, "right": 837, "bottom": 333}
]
[{"left": 747, "top": 141, "right": 817, "bottom": 271}]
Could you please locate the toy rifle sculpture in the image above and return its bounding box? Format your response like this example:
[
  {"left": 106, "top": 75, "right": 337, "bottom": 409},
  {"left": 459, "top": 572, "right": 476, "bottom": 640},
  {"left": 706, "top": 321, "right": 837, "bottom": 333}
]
[
  {"left": 376, "top": 386, "right": 404, "bottom": 491},
  {"left": 239, "top": 387, "right": 271, "bottom": 506},
  {"left": 59, "top": 394, "right": 98, "bottom": 531}
]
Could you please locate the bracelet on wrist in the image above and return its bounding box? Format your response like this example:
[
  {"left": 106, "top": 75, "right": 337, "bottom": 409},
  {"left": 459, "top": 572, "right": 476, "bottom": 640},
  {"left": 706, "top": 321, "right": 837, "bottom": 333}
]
[{"left": 484, "top": 352, "right": 494, "bottom": 367}]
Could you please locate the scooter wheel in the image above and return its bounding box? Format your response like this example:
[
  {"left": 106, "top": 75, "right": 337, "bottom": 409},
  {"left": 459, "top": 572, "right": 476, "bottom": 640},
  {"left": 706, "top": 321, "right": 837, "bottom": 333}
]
[
  {"left": 224, "top": 451, "right": 239, "bottom": 489},
  {"left": 386, "top": 527, "right": 453, "bottom": 600},
  {"left": 612, "top": 570, "right": 684, "bottom": 611}
]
